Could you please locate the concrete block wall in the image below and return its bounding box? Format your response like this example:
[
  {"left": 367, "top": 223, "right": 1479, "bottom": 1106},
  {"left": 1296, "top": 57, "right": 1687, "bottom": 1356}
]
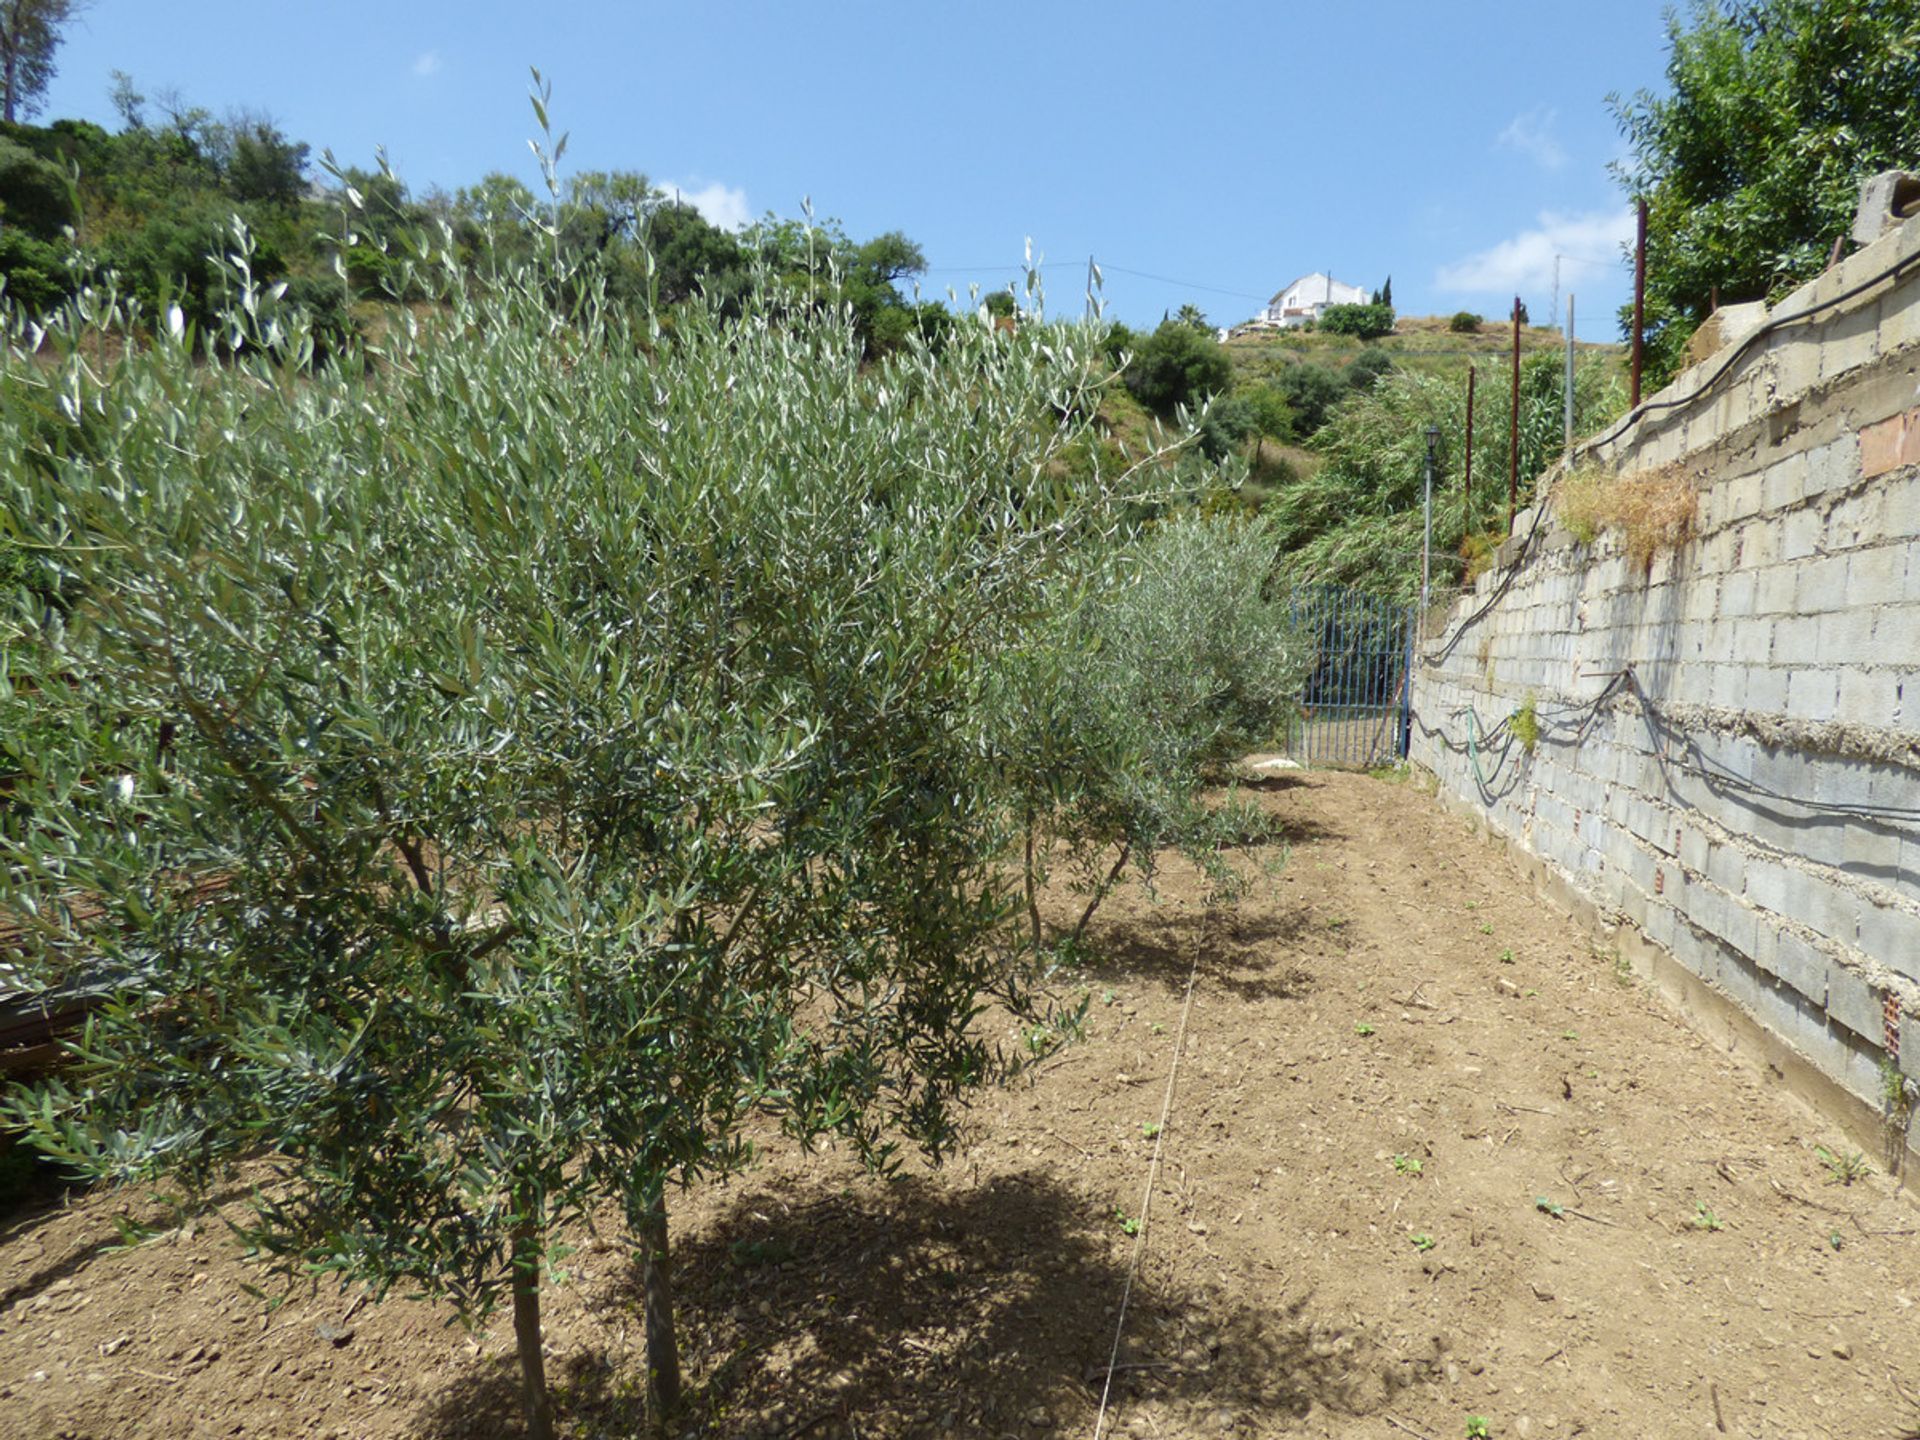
[{"left": 1411, "top": 208, "right": 1920, "bottom": 1124}]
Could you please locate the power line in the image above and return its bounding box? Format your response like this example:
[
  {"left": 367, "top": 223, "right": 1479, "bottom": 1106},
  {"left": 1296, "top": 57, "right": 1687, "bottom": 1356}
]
[
  {"left": 1093, "top": 264, "right": 1273, "bottom": 304},
  {"left": 918, "top": 259, "right": 1272, "bottom": 305}
]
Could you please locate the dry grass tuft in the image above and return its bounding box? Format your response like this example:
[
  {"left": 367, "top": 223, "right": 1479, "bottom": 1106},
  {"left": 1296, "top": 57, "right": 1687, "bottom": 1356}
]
[{"left": 1554, "top": 463, "right": 1697, "bottom": 572}]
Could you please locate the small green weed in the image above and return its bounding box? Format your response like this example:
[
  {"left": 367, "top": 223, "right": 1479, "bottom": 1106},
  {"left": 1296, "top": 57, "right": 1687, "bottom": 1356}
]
[
  {"left": 1815, "top": 1145, "right": 1871, "bottom": 1186},
  {"left": 1499, "top": 947, "right": 1515, "bottom": 964},
  {"left": 1393, "top": 1154, "right": 1424, "bottom": 1177},
  {"left": 1465, "top": 1414, "right": 1491, "bottom": 1438},
  {"left": 1354, "top": 1022, "right": 1377, "bottom": 1037},
  {"left": 1611, "top": 951, "right": 1635, "bottom": 987},
  {"left": 1149, "top": 1022, "right": 1165, "bottom": 1036},
  {"left": 1478, "top": 921, "right": 1494, "bottom": 935},
  {"left": 1560, "top": 1029, "right": 1579, "bottom": 1041},
  {"left": 729, "top": 1236, "right": 797, "bottom": 1268},
  {"left": 1114, "top": 1206, "right": 1140, "bottom": 1236},
  {"left": 1511, "top": 695, "right": 1539, "bottom": 753},
  {"left": 1410, "top": 1232, "right": 1436, "bottom": 1252},
  {"left": 1141, "top": 1121, "right": 1162, "bottom": 1140},
  {"left": 1327, "top": 916, "right": 1348, "bottom": 930},
  {"left": 1102, "top": 989, "right": 1116, "bottom": 1006},
  {"left": 1828, "top": 1229, "right": 1844, "bottom": 1251},
  {"left": 1881, "top": 1058, "right": 1912, "bottom": 1127},
  {"left": 1534, "top": 1195, "right": 1564, "bottom": 1220},
  {"left": 1692, "top": 1202, "right": 1724, "bottom": 1232}
]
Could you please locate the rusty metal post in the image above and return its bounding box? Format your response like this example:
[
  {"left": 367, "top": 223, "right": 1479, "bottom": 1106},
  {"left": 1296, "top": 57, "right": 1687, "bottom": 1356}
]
[
  {"left": 1630, "top": 198, "right": 1647, "bottom": 407},
  {"left": 1509, "top": 296, "right": 1521, "bottom": 528},
  {"left": 1463, "top": 364, "right": 1476, "bottom": 505}
]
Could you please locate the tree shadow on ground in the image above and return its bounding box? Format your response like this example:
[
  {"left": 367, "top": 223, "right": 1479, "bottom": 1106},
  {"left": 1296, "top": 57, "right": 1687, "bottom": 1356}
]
[
  {"left": 1081, "top": 904, "right": 1321, "bottom": 1003},
  {"left": 412, "top": 1344, "right": 624, "bottom": 1440},
  {"left": 529, "top": 1168, "right": 1431, "bottom": 1438}
]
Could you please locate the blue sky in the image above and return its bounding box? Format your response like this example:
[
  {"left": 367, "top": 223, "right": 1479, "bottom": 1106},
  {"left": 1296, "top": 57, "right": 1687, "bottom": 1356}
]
[{"left": 40, "top": 2, "right": 1674, "bottom": 340}]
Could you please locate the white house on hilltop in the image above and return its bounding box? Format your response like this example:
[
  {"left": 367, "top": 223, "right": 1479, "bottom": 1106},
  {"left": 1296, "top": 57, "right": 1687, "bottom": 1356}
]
[{"left": 1262, "top": 273, "right": 1369, "bottom": 328}]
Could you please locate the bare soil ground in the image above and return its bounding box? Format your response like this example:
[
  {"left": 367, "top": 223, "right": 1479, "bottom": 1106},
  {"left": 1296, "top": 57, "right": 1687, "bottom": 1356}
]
[{"left": 4, "top": 770, "right": 1919, "bottom": 1440}]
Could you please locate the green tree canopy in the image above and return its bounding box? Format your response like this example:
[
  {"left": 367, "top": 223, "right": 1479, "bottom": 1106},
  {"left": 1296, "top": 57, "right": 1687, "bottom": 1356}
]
[
  {"left": 0, "top": 0, "right": 83, "bottom": 124},
  {"left": 1124, "top": 319, "right": 1232, "bottom": 416},
  {"left": 1611, "top": 0, "right": 1920, "bottom": 382}
]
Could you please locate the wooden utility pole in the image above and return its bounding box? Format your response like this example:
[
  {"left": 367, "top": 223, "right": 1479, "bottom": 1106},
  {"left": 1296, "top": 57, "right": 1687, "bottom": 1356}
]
[
  {"left": 1509, "top": 296, "right": 1521, "bottom": 528},
  {"left": 1630, "top": 198, "right": 1648, "bottom": 406}
]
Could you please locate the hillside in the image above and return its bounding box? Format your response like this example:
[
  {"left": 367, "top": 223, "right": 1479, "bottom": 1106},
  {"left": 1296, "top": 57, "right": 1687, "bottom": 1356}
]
[{"left": 1223, "top": 313, "right": 1628, "bottom": 388}]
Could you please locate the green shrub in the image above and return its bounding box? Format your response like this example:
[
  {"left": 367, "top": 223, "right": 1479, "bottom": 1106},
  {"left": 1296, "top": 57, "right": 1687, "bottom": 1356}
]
[
  {"left": 1275, "top": 361, "right": 1346, "bottom": 438},
  {"left": 1318, "top": 302, "right": 1395, "bottom": 339},
  {"left": 998, "top": 511, "right": 1307, "bottom": 946},
  {"left": 1125, "top": 319, "right": 1232, "bottom": 416},
  {"left": 1346, "top": 346, "right": 1395, "bottom": 392},
  {"left": 1449, "top": 311, "right": 1481, "bottom": 334}
]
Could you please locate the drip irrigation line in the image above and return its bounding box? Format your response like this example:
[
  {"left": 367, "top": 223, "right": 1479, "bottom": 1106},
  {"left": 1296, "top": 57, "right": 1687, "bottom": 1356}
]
[
  {"left": 1090, "top": 919, "right": 1205, "bottom": 1440},
  {"left": 1422, "top": 667, "right": 1920, "bottom": 829},
  {"left": 1584, "top": 241, "right": 1920, "bottom": 455}
]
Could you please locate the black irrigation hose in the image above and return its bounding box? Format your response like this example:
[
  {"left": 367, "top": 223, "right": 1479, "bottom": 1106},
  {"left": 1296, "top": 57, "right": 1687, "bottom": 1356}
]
[
  {"left": 1584, "top": 240, "right": 1920, "bottom": 454},
  {"left": 1420, "top": 666, "right": 1920, "bottom": 829},
  {"left": 1420, "top": 500, "right": 1551, "bottom": 664}
]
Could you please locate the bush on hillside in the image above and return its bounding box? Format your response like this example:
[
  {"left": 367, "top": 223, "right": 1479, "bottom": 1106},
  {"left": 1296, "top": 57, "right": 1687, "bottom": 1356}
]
[
  {"left": 1124, "top": 319, "right": 1232, "bottom": 416},
  {"left": 1449, "top": 311, "right": 1481, "bottom": 333},
  {"left": 1274, "top": 361, "right": 1346, "bottom": 438},
  {"left": 1318, "top": 302, "right": 1395, "bottom": 339},
  {"left": 1346, "top": 346, "right": 1396, "bottom": 392}
]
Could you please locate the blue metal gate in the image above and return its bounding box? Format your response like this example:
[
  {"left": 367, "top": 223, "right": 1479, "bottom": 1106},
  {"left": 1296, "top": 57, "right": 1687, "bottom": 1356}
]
[{"left": 1281, "top": 585, "right": 1413, "bottom": 768}]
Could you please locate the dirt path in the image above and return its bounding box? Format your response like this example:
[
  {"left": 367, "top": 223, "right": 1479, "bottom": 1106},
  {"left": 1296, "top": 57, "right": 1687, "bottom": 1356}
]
[{"left": 3, "top": 770, "right": 1918, "bottom": 1439}]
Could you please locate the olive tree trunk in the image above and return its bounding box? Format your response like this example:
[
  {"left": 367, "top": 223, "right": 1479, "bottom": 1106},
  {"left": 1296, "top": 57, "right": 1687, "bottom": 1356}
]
[
  {"left": 511, "top": 1207, "right": 556, "bottom": 1440},
  {"left": 638, "top": 1191, "right": 684, "bottom": 1424}
]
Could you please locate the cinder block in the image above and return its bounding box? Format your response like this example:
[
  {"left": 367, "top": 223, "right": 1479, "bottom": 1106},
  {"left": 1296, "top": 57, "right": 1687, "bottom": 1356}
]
[
  {"left": 1762, "top": 452, "right": 1810, "bottom": 512},
  {"left": 1858, "top": 900, "right": 1920, "bottom": 981},
  {"left": 1848, "top": 542, "right": 1911, "bottom": 606},
  {"left": 1874, "top": 604, "right": 1920, "bottom": 667},
  {"left": 1838, "top": 668, "right": 1900, "bottom": 729},
  {"left": 1709, "top": 664, "right": 1748, "bottom": 709},
  {"left": 1705, "top": 843, "right": 1748, "bottom": 896},
  {"left": 1722, "top": 471, "right": 1765, "bottom": 523},
  {"left": 1783, "top": 508, "right": 1827, "bottom": 561},
  {"left": 1798, "top": 555, "right": 1850, "bottom": 612},
  {"left": 1828, "top": 959, "right": 1884, "bottom": 1042},
  {"left": 1753, "top": 971, "right": 1825, "bottom": 1059},
  {"left": 1816, "top": 610, "right": 1880, "bottom": 667},
  {"left": 1901, "top": 1008, "right": 1920, "bottom": 1082},
  {"left": 1808, "top": 436, "right": 1863, "bottom": 500},
  {"left": 1765, "top": 929, "right": 1828, "bottom": 1005},
  {"left": 1770, "top": 615, "right": 1819, "bottom": 665},
  {"left": 1820, "top": 299, "right": 1883, "bottom": 383},
  {"left": 1744, "top": 665, "right": 1789, "bottom": 714},
  {"left": 1787, "top": 668, "right": 1841, "bottom": 722},
  {"left": 1789, "top": 864, "right": 1862, "bottom": 945},
  {"left": 1755, "top": 564, "right": 1799, "bottom": 615},
  {"left": 1826, "top": 485, "right": 1889, "bottom": 550}
]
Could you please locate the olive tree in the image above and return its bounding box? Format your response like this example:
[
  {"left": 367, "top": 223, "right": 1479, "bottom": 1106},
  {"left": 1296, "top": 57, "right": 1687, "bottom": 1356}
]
[
  {"left": 993, "top": 511, "right": 1309, "bottom": 949},
  {"left": 0, "top": 220, "right": 1159, "bottom": 1433}
]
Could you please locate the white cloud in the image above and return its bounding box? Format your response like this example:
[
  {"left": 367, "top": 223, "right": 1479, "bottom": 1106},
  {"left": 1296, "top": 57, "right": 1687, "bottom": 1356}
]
[
  {"left": 1496, "top": 107, "right": 1566, "bottom": 171},
  {"left": 668, "top": 180, "right": 752, "bottom": 233},
  {"left": 411, "top": 51, "right": 442, "bottom": 78},
  {"left": 1435, "top": 208, "right": 1634, "bottom": 296}
]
